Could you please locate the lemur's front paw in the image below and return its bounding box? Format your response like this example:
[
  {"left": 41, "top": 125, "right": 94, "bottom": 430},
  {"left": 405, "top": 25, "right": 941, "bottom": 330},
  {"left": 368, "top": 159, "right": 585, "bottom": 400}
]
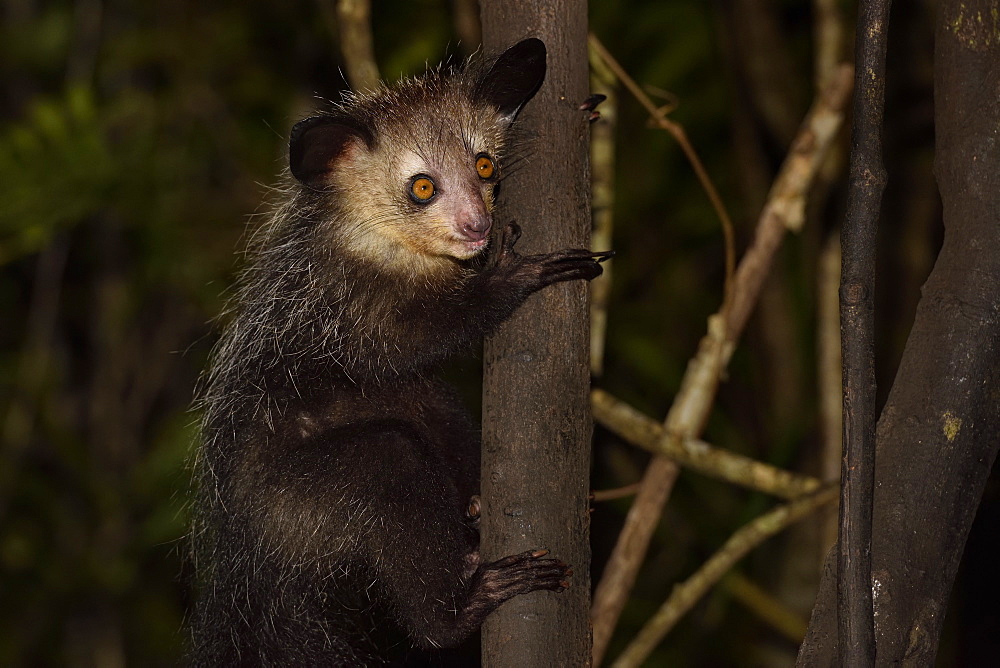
[
  {"left": 498, "top": 222, "right": 523, "bottom": 262},
  {"left": 493, "top": 221, "right": 613, "bottom": 293},
  {"left": 525, "top": 248, "right": 612, "bottom": 286},
  {"left": 470, "top": 549, "right": 572, "bottom": 605}
]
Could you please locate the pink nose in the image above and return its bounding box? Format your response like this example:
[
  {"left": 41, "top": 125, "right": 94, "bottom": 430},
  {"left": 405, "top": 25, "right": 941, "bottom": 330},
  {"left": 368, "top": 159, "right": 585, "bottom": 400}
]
[{"left": 462, "top": 215, "right": 491, "bottom": 241}]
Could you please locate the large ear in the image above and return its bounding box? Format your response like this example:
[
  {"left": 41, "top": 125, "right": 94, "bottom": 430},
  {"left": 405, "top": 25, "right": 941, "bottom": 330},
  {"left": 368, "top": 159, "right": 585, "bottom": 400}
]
[
  {"left": 288, "top": 114, "right": 374, "bottom": 185},
  {"left": 473, "top": 38, "right": 547, "bottom": 125}
]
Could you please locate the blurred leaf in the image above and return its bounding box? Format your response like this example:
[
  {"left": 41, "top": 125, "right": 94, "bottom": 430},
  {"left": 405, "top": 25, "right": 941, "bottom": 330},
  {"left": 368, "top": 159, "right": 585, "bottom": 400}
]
[{"left": 0, "top": 86, "right": 114, "bottom": 263}]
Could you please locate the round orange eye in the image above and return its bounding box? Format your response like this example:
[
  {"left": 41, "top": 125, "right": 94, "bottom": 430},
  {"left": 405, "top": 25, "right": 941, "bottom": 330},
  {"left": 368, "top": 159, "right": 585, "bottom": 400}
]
[
  {"left": 409, "top": 175, "right": 435, "bottom": 202},
  {"left": 475, "top": 155, "right": 495, "bottom": 179}
]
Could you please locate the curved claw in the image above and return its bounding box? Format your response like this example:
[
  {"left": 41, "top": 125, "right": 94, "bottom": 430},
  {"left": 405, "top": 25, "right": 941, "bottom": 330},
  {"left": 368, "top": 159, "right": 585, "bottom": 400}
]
[
  {"left": 578, "top": 94, "right": 607, "bottom": 112},
  {"left": 500, "top": 222, "right": 523, "bottom": 258}
]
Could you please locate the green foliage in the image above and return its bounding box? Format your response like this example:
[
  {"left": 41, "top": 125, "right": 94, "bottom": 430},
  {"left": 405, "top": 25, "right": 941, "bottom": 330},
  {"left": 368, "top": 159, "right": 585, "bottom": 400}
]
[{"left": 0, "top": 87, "right": 112, "bottom": 263}]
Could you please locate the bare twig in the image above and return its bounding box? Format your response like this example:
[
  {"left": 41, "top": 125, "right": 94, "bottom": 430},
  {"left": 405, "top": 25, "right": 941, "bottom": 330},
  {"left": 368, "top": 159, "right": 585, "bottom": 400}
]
[
  {"left": 592, "top": 389, "right": 822, "bottom": 499},
  {"left": 814, "top": 0, "right": 848, "bottom": 91},
  {"left": 589, "top": 59, "right": 853, "bottom": 666},
  {"left": 817, "top": 234, "right": 842, "bottom": 553},
  {"left": 334, "top": 0, "right": 380, "bottom": 90},
  {"left": 592, "top": 455, "right": 680, "bottom": 666},
  {"left": 588, "top": 33, "right": 736, "bottom": 306},
  {"left": 725, "top": 571, "right": 809, "bottom": 644},
  {"left": 587, "top": 33, "right": 738, "bottom": 661},
  {"left": 726, "top": 63, "right": 853, "bottom": 334},
  {"left": 588, "top": 41, "right": 617, "bottom": 377},
  {"left": 838, "top": 1, "right": 890, "bottom": 664},
  {"left": 592, "top": 482, "right": 643, "bottom": 503},
  {"left": 812, "top": 0, "right": 849, "bottom": 573},
  {"left": 612, "top": 486, "right": 839, "bottom": 667}
]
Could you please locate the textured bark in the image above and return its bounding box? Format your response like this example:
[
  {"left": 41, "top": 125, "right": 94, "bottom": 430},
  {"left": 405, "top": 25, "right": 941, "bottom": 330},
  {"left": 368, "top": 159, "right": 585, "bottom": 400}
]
[
  {"left": 838, "top": 1, "right": 891, "bottom": 664},
  {"left": 798, "top": 1, "right": 1000, "bottom": 664},
  {"left": 479, "top": 2, "right": 593, "bottom": 667}
]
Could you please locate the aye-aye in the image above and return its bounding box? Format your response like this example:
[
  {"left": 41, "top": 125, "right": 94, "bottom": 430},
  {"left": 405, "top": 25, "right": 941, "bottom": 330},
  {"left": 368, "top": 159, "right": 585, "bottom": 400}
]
[{"left": 190, "top": 38, "right": 609, "bottom": 665}]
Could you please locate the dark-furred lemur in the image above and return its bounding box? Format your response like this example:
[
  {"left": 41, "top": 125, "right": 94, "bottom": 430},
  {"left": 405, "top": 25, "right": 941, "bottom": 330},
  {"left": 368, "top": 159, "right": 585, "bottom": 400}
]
[{"left": 190, "top": 38, "right": 610, "bottom": 665}]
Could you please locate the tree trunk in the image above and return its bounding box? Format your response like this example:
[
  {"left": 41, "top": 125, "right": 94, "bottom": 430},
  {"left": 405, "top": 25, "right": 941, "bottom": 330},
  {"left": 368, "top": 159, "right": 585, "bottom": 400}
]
[
  {"left": 479, "top": 2, "right": 593, "bottom": 666},
  {"left": 797, "top": 1, "right": 1000, "bottom": 664}
]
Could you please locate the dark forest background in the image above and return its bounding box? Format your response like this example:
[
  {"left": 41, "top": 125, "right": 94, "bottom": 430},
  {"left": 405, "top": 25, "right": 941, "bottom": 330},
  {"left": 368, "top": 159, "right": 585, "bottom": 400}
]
[{"left": 1, "top": 0, "right": 995, "bottom": 665}]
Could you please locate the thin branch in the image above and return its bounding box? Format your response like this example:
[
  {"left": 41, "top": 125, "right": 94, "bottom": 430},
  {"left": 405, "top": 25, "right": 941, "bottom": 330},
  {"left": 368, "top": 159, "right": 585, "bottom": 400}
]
[
  {"left": 817, "top": 234, "right": 842, "bottom": 553},
  {"left": 588, "top": 40, "right": 617, "bottom": 377},
  {"left": 726, "top": 63, "right": 854, "bottom": 336},
  {"left": 593, "top": 389, "right": 822, "bottom": 499},
  {"left": 813, "top": 0, "right": 848, "bottom": 91},
  {"left": 812, "top": 0, "right": 848, "bottom": 571},
  {"left": 838, "top": 1, "right": 890, "bottom": 664},
  {"left": 592, "top": 482, "right": 643, "bottom": 503},
  {"left": 588, "top": 33, "right": 736, "bottom": 307},
  {"left": 590, "top": 60, "right": 853, "bottom": 666},
  {"left": 334, "top": 0, "right": 380, "bottom": 90},
  {"left": 612, "top": 486, "right": 839, "bottom": 668},
  {"left": 724, "top": 572, "right": 809, "bottom": 644},
  {"left": 592, "top": 456, "right": 680, "bottom": 667},
  {"left": 586, "top": 33, "right": 742, "bottom": 661}
]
